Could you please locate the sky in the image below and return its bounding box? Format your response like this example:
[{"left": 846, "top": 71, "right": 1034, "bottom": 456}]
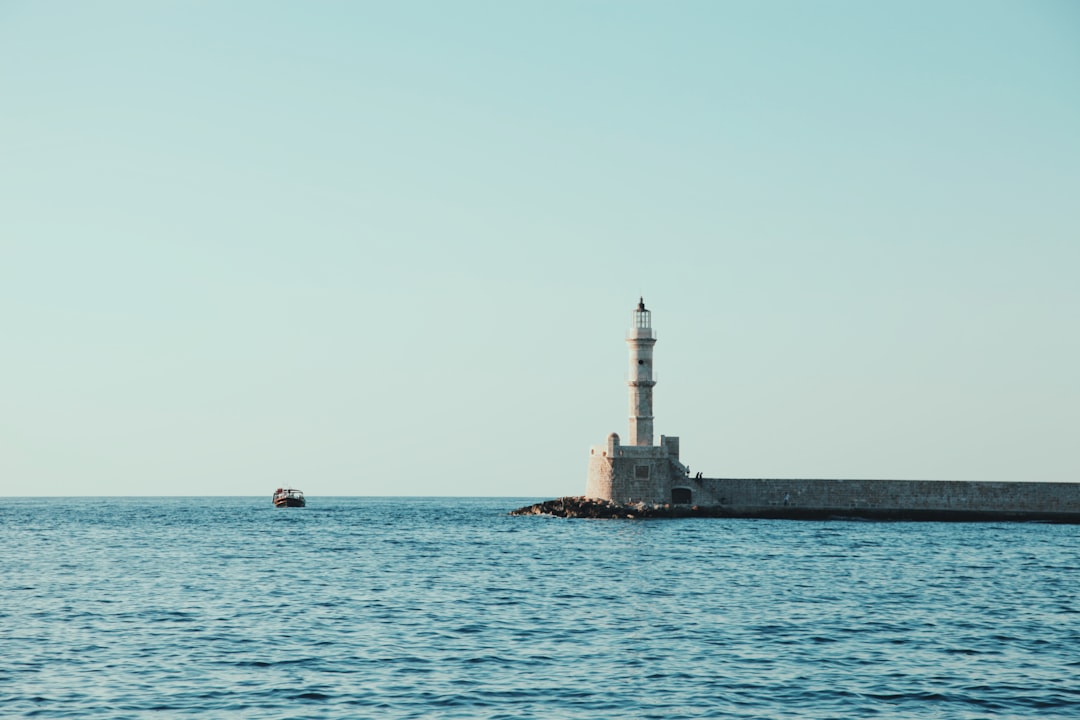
[{"left": 2, "top": 1, "right": 1078, "bottom": 497}]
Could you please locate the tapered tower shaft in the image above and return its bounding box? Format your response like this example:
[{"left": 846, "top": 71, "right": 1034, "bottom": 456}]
[{"left": 627, "top": 298, "right": 656, "bottom": 446}]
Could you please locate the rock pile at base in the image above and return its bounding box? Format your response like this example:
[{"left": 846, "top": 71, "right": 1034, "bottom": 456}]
[
  {"left": 509, "top": 496, "right": 710, "bottom": 519},
  {"left": 510, "top": 496, "right": 1080, "bottom": 523}
]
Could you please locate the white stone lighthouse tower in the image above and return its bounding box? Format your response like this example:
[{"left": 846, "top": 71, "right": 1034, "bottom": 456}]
[
  {"left": 586, "top": 298, "right": 688, "bottom": 504},
  {"left": 628, "top": 297, "right": 656, "bottom": 446}
]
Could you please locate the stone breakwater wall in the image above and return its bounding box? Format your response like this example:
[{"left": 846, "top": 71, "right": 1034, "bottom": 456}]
[
  {"left": 687, "top": 478, "right": 1080, "bottom": 521},
  {"left": 514, "top": 477, "right": 1080, "bottom": 522}
]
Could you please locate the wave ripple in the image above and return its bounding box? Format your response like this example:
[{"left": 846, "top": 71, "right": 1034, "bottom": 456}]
[{"left": 2, "top": 497, "right": 1078, "bottom": 718}]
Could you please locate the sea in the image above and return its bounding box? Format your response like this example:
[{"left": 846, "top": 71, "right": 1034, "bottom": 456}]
[{"left": 2, "top": 497, "right": 1078, "bottom": 719}]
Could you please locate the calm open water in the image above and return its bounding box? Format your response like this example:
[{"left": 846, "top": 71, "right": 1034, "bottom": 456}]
[{"left": 2, "top": 497, "right": 1078, "bottom": 719}]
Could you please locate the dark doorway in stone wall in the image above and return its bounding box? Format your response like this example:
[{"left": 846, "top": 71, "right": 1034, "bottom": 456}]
[{"left": 671, "top": 487, "right": 692, "bottom": 505}]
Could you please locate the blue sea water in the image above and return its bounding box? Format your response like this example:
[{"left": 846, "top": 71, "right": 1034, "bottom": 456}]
[{"left": 2, "top": 497, "right": 1078, "bottom": 719}]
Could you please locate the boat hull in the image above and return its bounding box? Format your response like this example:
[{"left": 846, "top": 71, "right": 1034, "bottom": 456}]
[{"left": 272, "top": 488, "right": 306, "bottom": 508}]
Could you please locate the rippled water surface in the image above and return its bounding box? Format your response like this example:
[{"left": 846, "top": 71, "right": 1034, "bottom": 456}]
[{"left": 3, "top": 497, "right": 1078, "bottom": 718}]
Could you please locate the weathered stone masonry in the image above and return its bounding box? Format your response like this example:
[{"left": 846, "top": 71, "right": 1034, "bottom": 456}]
[
  {"left": 585, "top": 432, "right": 686, "bottom": 504},
  {"left": 685, "top": 477, "right": 1080, "bottom": 520}
]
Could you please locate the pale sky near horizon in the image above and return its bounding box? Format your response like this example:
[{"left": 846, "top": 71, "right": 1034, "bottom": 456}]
[{"left": 2, "top": 2, "right": 1078, "bottom": 497}]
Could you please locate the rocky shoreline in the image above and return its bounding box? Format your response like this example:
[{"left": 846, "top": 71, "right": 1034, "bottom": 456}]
[
  {"left": 509, "top": 496, "right": 716, "bottom": 519},
  {"left": 509, "top": 496, "right": 1080, "bottom": 522}
]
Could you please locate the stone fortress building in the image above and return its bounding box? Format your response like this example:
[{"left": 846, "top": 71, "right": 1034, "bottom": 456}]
[{"left": 584, "top": 299, "right": 1080, "bottom": 521}]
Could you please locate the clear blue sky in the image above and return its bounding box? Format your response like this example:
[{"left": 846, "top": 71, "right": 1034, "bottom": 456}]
[{"left": 2, "top": 2, "right": 1078, "bottom": 496}]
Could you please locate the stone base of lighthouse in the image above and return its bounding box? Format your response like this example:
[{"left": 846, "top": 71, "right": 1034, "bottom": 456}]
[{"left": 585, "top": 432, "right": 691, "bottom": 504}]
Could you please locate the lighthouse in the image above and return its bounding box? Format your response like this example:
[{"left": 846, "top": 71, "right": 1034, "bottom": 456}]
[
  {"left": 586, "top": 298, "right": 689, "bottom": 504},
  {"left": 628, "top": 297, "right": 656, "bottom": 446}
]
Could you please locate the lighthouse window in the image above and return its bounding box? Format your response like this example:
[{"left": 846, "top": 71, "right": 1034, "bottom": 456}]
[
  {"left": 635, "top": 465, "right": 650, "bottom": 479},
  {"left": 638, "top": 360, "right": 644, "bottom": 365}
]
